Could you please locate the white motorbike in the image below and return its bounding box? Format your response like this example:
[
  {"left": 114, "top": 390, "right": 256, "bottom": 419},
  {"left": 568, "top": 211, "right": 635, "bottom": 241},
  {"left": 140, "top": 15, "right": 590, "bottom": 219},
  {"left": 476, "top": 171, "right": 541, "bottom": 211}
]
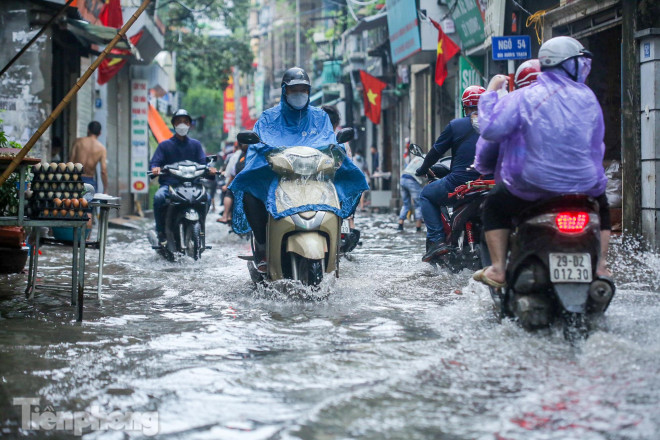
[{"left": 237, "top": 129, "right": 354, "bottom": 286}]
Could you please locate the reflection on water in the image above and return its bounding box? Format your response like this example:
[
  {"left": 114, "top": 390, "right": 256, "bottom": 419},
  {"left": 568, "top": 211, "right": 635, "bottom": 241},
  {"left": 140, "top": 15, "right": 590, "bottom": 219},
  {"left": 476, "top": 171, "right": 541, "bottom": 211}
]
[{"left": 1, "top": 213, "right": 659, "bottom": 439}]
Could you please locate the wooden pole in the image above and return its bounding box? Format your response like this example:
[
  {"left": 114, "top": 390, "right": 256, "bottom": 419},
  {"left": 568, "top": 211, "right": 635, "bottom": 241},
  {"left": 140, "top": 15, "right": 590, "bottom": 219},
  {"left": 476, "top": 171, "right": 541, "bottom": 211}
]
[
  {"left": 0, "top": 0, "right": 152, "bottom": 187},
  {"left": 0, "top": 0, "right": 75, "bottom": 78}
]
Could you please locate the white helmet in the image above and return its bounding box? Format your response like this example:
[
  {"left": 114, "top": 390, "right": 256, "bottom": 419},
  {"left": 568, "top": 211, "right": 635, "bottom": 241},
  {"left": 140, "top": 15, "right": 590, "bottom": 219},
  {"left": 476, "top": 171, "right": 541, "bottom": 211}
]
[{"left": 538, "top": 36, "right": 592, "bottom": 68}]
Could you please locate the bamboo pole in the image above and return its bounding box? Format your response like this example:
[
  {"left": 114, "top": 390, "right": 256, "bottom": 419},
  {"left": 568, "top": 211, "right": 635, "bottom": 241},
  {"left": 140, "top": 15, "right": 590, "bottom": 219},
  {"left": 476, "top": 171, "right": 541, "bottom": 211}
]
[
  {"left": 0, "top": 0, "right": 152, "bottom": 187},
  {"left": 0, "top": 0, "right": 75, "bottom": 78}
]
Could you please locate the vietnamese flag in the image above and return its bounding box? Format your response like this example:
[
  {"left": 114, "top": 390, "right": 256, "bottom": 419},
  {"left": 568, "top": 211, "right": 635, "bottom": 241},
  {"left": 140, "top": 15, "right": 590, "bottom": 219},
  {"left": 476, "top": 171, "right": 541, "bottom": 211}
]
[
  {"left": 359, "top": 70, "right": 386, "bottom": 124},
  {"left": 99, "top": 0, "right": 123, "bottom": 28},
  {"left": 429, "top": 17, "right": 460, "bottom": 87},
  {"left": 97, "top": 31, "right": 143, "bottom": 85}
]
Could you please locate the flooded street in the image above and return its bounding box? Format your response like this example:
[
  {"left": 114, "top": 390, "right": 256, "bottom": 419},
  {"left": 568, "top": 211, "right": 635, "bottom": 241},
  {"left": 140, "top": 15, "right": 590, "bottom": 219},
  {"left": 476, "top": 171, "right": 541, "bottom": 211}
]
[{"left": 1, "top": 212, "right": 660, "bottom": 439}]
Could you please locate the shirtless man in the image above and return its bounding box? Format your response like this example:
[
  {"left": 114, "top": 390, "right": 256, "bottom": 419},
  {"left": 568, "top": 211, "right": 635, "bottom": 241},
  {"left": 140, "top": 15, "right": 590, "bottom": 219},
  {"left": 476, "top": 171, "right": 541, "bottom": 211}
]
[{"left": 70, "top": 121, "right": 108, "bottom": 193}]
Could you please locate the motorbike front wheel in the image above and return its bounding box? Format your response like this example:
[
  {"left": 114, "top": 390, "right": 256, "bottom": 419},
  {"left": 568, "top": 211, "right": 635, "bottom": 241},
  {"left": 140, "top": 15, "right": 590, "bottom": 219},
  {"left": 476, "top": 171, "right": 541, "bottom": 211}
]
[
  {"left": 184, "top": 222, "right": 202, "bottom": 260},
  {"left": 291, "top": 255, "right": 323, "bottom": 286}
]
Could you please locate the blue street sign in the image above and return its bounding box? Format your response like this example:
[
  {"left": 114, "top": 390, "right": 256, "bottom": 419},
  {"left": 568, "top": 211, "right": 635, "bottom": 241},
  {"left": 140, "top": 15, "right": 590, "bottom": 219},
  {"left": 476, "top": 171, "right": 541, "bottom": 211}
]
[{"left": 492, "top": 36, "right": 532, "bottom": 60}]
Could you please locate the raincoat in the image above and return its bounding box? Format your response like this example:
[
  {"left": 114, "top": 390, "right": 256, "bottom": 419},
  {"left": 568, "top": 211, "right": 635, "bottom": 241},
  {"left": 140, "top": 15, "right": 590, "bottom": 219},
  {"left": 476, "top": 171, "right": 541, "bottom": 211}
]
[
  {"left": 477, "top": 70, "right": 607, "bottom": 201},
  {"left": 230, "top": 88, "right": 369, "bottom": 234}
]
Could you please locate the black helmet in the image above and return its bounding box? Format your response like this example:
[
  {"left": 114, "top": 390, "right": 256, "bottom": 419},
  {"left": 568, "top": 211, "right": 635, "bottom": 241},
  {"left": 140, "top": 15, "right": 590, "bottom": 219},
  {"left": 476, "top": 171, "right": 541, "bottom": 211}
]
[
  {"left": 171, "top": 108, "right": 192, "bottom": 126},
  {"left": 281, "top": 67, "right": 311, "bottom": 88}
]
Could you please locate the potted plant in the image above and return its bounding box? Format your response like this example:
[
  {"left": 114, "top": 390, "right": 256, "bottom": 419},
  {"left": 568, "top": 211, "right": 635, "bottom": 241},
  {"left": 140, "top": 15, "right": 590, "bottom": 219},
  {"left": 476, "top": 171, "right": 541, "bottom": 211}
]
[{"left": 0, "top": 116, "right": 29, "bottom": 274}]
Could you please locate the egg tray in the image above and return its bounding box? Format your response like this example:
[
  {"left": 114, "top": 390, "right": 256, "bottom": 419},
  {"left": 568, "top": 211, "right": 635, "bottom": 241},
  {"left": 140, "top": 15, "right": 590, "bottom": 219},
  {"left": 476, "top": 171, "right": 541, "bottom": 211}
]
[
  {"left": 29, "top": 209, "right": 89, "bottom": 221},
  {"left": 31, "top": 181, "right": 86, "bottom": 192},
  {"left": 29, "top": 191, "right": 82, "bottom": 201},
  {"left": 29, "top": 198, "right": 88, "bottom": 210},
  {"left": 30, "top": 172, "right": 83, "bottom": 183}
]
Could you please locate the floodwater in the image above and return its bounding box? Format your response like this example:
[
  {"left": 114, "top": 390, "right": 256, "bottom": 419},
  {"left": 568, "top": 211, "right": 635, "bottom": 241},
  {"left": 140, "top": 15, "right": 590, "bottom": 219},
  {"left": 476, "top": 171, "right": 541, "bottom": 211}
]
[{"left": 1, "top": 212, "right": 659, "bottom": 439}]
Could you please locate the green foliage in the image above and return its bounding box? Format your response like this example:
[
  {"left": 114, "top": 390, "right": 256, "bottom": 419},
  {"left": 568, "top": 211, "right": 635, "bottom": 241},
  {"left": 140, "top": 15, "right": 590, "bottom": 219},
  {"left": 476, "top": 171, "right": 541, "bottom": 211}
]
[
  {"left": 163, "top": 0, "right": 253, "bottom": 93},
  {"left": 182, "top": 86, "right": 224, "bottom": 154},
  {"left": 0, "top": 117, "right": 24, "bottom": 216}
]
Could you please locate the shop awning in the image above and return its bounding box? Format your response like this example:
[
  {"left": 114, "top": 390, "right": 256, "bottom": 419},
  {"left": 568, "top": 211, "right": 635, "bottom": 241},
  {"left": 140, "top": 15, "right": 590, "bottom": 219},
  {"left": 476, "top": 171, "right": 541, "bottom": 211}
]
[
  {"left": 66, "top": 19, "right": 132, "bottom": 50},
  {"left": 148, "top": 104, "right": 172, "bottom": 144}
]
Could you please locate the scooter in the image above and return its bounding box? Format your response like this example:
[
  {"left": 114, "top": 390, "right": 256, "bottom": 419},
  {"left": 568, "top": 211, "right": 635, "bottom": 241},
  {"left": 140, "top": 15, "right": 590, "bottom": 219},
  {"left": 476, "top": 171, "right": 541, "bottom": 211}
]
[
  {"left": 148, "top": 160, "right": 213, "bottom": 261},
  {"left": 237, "top": 128, "right": 355, "bottom": 286},
  {"left": 480, "top": 194, "right": 616, "bottom": 338},
  {"left": 409, "top": 144, "right": 493, "bottom": 273}
]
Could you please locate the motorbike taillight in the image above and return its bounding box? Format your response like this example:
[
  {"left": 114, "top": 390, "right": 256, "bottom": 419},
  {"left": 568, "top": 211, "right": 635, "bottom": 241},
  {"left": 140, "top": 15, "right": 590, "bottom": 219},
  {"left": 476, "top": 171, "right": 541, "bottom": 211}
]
[{"left": 555, "top": 212, "right": 589, "bottom": 234}]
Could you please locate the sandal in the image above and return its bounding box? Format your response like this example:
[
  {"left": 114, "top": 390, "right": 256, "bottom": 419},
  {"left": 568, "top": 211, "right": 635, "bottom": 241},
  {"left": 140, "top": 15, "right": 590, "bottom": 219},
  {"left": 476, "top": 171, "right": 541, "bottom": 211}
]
[
  {"left": 473, "top": 267, "right": 506, "bottom": 289},
  {"left": 216, "top": 218, "right": 232, "bottom": 224}
]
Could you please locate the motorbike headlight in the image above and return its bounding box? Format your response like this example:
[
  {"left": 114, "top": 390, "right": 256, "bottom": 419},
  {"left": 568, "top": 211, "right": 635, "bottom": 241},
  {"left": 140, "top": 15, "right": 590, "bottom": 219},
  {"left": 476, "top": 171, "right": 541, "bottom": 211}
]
[{"left": 179, "top": 165, "right": 198, "bottom": 179}]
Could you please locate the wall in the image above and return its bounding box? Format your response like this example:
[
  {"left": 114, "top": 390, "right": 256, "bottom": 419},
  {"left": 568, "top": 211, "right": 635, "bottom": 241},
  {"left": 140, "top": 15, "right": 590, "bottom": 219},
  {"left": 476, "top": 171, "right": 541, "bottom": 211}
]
[{"left": 0, "top": 2, "right": 53, "bottom": 159}]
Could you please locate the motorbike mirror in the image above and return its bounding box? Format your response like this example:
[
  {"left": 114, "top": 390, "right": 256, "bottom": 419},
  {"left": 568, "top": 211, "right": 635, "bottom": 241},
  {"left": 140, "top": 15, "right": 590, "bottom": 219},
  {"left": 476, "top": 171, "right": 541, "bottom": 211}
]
[
  {"left": 336, "top": 127, "right": 354, "bottom": 144},
  {"left": 205, "top": 154, "right": 216, "bottom": 164},
  {"left": 409, "top": 143, "right": 424, "bottom": 157},
  {"left": 237, "top": 130, "right": 261, "bottom": 145}
]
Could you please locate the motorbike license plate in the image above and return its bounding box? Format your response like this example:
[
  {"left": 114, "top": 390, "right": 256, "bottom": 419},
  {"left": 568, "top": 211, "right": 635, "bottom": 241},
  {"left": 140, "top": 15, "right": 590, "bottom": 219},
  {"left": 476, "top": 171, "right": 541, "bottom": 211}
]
[
  {"left": 341, "top": 222, "right": 350, "bottom": 234},
  {"left": 549, "top": 253, "right": 592, "bottom": 283}
]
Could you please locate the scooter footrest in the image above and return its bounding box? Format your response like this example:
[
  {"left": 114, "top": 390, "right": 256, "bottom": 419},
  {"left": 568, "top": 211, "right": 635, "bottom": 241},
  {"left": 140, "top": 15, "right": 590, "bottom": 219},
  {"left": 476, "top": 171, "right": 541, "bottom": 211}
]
[{"left": 237, "top": 255, "right": 253, "bottom": 261}]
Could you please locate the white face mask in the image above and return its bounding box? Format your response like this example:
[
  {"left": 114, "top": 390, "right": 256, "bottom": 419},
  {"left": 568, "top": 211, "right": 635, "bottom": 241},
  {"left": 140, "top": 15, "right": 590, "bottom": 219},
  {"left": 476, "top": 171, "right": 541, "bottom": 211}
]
[
  {"left": 287, "top": 92, "right": 308, "bottom": 110},
  {"left": 470, "top": 113, "right": 480, "bottom": 133},
  {"left": 175, "top": 123, "right": 190, "bottom": 136}
]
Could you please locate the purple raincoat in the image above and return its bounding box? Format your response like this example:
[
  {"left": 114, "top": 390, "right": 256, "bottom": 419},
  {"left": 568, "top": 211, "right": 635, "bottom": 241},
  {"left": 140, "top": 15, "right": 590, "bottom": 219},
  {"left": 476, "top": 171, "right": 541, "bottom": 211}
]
[{"left": 476, "top": 71, "right": 607, "bottom": 201}]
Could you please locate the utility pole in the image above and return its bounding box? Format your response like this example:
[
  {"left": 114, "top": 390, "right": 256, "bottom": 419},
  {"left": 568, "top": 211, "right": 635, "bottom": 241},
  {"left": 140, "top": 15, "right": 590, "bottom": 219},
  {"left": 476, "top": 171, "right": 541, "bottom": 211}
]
[
  {"left": 621, "top": 0, "right": 641, "bottom": 237},
  {"left": 295, "top": 0, "right": 301, "bottom": 66}
]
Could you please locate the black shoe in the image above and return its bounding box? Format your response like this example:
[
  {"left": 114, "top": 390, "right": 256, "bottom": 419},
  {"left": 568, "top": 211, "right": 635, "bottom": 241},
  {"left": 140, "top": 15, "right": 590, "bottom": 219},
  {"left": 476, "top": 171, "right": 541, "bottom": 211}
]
[
  {"left": 157, "top": 231, "right": 167, "bottom": 246},
  {"left": 416, "top": 226, "right": 422, "bottom": 233},
  {"left": 397, "top": 223, "right": 404, "bottom": 231},
  {"left": 422, "top": 241, "right": 450, "bottom": 262}
]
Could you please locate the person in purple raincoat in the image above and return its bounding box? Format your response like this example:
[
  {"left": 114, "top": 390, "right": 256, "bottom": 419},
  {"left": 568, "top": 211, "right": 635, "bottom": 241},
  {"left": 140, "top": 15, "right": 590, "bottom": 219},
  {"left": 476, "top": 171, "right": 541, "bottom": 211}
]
[{"left": 472, "top": 36, "right": 611, "bottom": 288}]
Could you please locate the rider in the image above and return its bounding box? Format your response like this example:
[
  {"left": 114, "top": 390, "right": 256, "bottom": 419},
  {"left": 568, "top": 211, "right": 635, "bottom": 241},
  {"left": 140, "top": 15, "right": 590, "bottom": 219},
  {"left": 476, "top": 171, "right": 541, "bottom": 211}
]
[
  {"left": 415, "top": 85, "right": 485, "bottom": 262},
  {"left": 473, "top": 59, "right": 542, "bottom": 180},
  {"left": 229, "top": 67, "right": 368, "bottom": 271},
  {"left": 474, "top": 36, "right": 611, "bottom": 288},
  {"left": 150, "top": 109, "right": 216, "bottom": 244}
]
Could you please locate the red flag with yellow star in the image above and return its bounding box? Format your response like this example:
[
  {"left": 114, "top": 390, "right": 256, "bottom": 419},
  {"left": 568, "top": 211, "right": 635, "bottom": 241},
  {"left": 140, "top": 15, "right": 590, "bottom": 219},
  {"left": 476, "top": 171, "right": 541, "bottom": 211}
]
[
  {"left": 359, "top": 70, "right": 386, "bottom": 124},
  {"left": 429, "top": 17, "right": 460, "bottom": 87}
]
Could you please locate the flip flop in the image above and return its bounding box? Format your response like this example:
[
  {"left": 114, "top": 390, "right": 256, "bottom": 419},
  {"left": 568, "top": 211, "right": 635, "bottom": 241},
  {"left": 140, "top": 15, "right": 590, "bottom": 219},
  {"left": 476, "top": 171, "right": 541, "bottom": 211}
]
[{"left": 473, "top": 267, "right": 506, "bottom": 289}]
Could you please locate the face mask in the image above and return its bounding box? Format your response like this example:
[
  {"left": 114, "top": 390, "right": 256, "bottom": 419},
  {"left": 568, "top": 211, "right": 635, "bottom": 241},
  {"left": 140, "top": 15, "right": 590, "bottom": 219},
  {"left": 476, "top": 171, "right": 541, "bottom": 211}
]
[
  {"left": 577, "top": 57, "right": 591, "bottom": 83},
  {"left": 287, "top": 92, "right": 308, "bottom": 110},
  {"left": 175, "top": 123, "right": 189, "bottom": 136},
  {"left": 470, "top": 113, "right": 480, "bottom": 133}
]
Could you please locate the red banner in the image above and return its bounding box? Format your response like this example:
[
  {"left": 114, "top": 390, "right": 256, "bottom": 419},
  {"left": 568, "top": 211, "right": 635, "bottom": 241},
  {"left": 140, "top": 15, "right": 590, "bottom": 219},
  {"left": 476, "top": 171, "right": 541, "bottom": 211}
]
[
  {"left": 241, "top": 96, "right": 257, "bottom": 130},
  {"left": 223, "top": 77, "right": 235, "bottom": 133}
]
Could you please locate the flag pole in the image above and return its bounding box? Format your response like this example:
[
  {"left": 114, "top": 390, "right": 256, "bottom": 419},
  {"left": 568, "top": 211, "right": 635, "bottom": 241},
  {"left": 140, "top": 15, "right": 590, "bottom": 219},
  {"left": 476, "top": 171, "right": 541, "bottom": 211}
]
[{"left": 0, "top": 0, "right": 152, "bottom": 187}]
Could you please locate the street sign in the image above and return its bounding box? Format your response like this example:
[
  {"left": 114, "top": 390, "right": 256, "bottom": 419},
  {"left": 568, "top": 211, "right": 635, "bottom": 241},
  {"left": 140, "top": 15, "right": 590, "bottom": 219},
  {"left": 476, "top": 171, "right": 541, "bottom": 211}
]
[{"left": 492, "top": 35, "right": 531, "bottom": 60}]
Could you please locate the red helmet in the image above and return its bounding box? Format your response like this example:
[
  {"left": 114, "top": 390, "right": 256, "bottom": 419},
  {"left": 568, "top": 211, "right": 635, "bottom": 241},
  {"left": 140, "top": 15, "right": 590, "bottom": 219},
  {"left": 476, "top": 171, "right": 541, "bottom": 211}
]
[
  {"left": 461, "top": 85, "right": 486, "bottom": 108},
  {"left": 514, "top": 59, "right": 541, "bottom": 88}
]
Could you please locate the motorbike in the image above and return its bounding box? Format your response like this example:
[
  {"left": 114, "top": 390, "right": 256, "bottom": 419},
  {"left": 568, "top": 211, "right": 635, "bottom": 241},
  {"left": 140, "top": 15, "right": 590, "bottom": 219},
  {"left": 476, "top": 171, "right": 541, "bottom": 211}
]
[
  {"left": 202, "top": 154, "right": 224, "bottom": 213},
  {"left": 148, "top": 160, "right": 214, "bottom": 261},
  {"left": 237, "top": 128, "right": 355, "bottom": 286},
  {"left": 339, "top": 221, "right": 361, "bottom": 259},
  {"left": 409, "top": 144, "right": 493, "bottom": 273},
  {"left": 480, "top": 194, "right": 615, "bottom": 338}
]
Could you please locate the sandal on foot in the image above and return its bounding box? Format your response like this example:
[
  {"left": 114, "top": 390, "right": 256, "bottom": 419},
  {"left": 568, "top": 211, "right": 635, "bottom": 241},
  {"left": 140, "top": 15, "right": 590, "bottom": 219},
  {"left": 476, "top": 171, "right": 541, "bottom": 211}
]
[{"left": 473, "top": 267, "right": 506, "bottom": 289}]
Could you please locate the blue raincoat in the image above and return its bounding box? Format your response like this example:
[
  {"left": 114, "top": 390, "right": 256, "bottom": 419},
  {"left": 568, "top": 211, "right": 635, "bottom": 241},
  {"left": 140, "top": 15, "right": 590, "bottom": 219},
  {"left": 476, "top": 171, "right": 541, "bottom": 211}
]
[
  {"left": 230, "top": 88, "right": 369, "bottom": 234},
  {"left": 477, "top": 70, "right": 607, "bottom": 201}
]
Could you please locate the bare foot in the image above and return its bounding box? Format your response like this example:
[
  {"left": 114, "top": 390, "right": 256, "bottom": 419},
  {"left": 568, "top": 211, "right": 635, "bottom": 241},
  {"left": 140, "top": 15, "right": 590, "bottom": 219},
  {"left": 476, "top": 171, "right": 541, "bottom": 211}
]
[
  {"left": 484, "top": 266, "right": 506, "bottom": 284},
  {"left": 596, "top": 265, "right": 612, "bottom": 278}
]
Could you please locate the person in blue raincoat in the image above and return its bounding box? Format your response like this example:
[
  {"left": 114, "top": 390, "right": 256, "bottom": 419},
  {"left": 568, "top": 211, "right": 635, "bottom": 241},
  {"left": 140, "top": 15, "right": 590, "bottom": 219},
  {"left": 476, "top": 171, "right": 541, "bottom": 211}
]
[{"left": 230, "top": 67, "right": 369, "bottom": 270}]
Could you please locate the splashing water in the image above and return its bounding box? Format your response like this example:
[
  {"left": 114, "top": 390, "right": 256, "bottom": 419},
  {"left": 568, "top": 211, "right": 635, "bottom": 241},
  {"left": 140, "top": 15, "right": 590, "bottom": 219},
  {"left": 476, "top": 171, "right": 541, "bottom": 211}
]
[{"left": 0, "top": 213, "right": 659, "bottom": 439}]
